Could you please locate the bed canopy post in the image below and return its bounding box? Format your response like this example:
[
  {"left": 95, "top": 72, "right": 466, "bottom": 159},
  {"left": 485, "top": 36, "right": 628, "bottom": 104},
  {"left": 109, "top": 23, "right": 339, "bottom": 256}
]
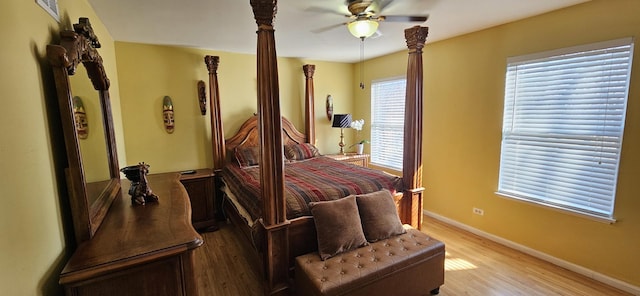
[
  {"left": 402, "top": 26, "right": 429, "bottom": 230},
  {"left": 303, "top": 64, "right": 315, "bottom": 145},
  {"left": 204, "top": 55, "right": 225, "bottom": 170},
  {"left": 251, "top": 0, "right": 290, "bottom": 295}
]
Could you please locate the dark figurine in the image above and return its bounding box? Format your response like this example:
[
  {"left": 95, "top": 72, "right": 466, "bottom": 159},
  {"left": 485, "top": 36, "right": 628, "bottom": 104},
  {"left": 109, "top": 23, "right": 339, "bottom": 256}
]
[{"left": 120, "top": 162, "right": 159, "bottom": 205}]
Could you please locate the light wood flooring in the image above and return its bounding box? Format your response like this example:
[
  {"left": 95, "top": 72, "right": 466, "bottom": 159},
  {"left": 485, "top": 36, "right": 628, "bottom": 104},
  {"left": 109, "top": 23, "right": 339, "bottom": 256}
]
[{"left": 194, "top": 215, "right": 632, "bottom": 296}]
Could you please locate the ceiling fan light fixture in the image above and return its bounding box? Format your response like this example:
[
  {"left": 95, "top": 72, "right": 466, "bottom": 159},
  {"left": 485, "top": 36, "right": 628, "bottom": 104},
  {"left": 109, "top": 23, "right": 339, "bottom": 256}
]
[{"left": 347, "top": 19, "right": 379, "bottom": 39}]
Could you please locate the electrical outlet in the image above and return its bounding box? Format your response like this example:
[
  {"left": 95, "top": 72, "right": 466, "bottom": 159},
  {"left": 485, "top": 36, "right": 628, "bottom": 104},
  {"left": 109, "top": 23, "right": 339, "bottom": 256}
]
[{"left": 473, "top": 207, "right": 484, "bottom": 216}]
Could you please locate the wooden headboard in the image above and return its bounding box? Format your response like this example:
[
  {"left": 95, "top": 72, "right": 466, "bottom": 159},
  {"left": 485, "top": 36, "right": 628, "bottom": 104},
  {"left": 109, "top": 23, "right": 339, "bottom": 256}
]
[
  {"left": 204, "top": 57, "right": 315, "bottom": 170},
  {"left": 224, "top": 115, "right": 307, "bottom": 163}
]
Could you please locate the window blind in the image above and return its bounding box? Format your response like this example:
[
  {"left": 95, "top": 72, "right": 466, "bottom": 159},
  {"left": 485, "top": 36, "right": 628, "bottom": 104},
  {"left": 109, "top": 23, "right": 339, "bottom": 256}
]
[
  {"left": 371, "top": 78, "right": 406, "bottom": 171},
  {"left": 37, "top": 0, "right": 60, "bottom": 21},
  {"left": 498, "top": 38, "right": 634, "bottom": 220}
]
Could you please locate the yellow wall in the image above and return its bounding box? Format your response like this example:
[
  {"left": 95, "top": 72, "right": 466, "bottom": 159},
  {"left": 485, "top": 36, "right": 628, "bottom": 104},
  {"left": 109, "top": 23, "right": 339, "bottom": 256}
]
[
  {"left": 360, "top": 0, "right": 640, "bottom": 287},
  {"left": 3, "top": 0, "right": 638, "bottom": 294},
  {"left": 114, "top": 42, "right": 353, "bottom": 172},
  {"left": 0, "top": 0, "right": 124, "bottom": 295}
]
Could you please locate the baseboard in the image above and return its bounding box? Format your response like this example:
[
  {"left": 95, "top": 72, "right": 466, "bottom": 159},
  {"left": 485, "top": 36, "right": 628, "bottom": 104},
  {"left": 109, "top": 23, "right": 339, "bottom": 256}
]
[{"left": 423, "top": 210, "right": 640, "bottom": 295}]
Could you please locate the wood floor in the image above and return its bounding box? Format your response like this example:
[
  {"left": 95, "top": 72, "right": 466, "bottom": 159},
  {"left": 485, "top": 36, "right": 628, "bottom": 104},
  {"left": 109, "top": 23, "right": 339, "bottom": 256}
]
[{"left": 194, "top": 215, "right": 632, "bottom": 296}]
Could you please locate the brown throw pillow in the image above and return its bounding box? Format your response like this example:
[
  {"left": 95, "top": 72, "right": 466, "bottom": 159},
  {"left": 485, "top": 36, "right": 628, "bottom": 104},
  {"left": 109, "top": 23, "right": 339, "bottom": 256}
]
[
  {"left": 356, "top": 189, "right": 406, "bottom": 242},
  {"left": 235, "top": 146, "right": 260, "bottom": 167},
  {"left": 285, "top": 143, "right": 320, "bottom": 161},
  {"left": 309, "top": 195, "right": 368, "bottom": 260}
]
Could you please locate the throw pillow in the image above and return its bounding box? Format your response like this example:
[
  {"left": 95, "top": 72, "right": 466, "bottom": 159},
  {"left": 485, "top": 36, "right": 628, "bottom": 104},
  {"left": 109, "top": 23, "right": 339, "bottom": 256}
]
[
  {"left": 356, "top": 189, "right": 406, "bottom": 242},
  {"left": 285, "top": 143, "right": 320, "bottom": 161},
  {"left": 309, "top": 195, "right": 368, "bottom": 260},
  {"left": 235, "top": 146, "right": 261, "bottom": 167}
]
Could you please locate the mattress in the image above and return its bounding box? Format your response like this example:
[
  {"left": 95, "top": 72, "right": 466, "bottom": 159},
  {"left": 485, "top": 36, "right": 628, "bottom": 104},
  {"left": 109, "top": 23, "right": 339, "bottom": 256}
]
[{"left": 222, "top": 156, "right": 404, "bottom": 221}]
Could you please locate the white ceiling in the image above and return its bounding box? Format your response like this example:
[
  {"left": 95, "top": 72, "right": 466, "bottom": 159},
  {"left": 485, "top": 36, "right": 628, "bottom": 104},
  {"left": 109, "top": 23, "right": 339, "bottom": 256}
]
[{"left": 87, "top": 0, "right": 589, "bottom": 63}]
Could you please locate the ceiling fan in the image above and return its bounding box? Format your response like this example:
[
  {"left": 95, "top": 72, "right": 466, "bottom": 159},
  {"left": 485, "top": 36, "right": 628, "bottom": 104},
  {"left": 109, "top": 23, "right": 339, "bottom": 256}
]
[
  {"left": 312, "top": 0, "right": 429, "bottom": 89},
  {"left": 314, "top": 0, "right": 429, "bottom": 39}
]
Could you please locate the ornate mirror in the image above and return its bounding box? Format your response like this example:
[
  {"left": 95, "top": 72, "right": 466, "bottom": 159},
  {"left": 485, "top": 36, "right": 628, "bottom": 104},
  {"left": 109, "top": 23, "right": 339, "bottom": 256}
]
[{"left": 47, "top": 18, "right": 120, "bottom": 243}]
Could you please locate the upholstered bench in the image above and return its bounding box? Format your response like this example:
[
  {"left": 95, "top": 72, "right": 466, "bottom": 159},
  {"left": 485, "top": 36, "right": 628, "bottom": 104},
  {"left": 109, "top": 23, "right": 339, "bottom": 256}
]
[{"left": 295, "top": 227, "right": 445, "bottom": 296}]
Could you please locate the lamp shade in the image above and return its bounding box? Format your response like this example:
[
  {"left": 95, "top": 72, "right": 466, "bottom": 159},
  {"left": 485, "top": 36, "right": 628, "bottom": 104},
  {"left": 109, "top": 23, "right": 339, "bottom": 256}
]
[
  {"left": 347, "top": 20, "right": 379, "bottom": 39},
  {"left": 332, "top": 114, "right": 352, "bottom": 128}
]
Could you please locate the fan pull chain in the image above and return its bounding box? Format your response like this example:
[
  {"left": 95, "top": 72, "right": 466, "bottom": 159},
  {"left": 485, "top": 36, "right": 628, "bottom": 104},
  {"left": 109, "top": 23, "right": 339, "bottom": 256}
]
[{"left": 359, "top": 37, "right": 365, "bottom": 89}]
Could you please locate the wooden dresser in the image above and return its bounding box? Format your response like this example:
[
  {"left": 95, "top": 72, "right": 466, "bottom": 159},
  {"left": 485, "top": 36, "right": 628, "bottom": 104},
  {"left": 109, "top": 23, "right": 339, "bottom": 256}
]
[
  {"left": 59, "top": 173, "right": 203, "bottom": 296},
  {"left": 325, "top": 153, "right": 370, "bottom": 167}
]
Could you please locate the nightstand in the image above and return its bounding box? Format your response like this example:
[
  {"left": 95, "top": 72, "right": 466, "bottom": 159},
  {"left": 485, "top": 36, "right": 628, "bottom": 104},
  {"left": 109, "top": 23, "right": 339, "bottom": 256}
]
[
  {"left": 180, "top": 169, "right": 218, "bottom": 232},
  {"left": 325, "top": 153, "right": 370, "bottom": 167}
]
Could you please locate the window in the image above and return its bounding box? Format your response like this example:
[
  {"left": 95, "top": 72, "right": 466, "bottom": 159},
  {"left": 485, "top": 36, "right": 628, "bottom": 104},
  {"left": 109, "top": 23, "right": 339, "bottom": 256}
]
[
  {"left": 371, "top": 77, "right": 406, "bottom": 171},
  {"left": 498, "top": 38, "right": 634, "bottom": 221},
  {"left": 36, "top": 0, "right": 60, "bottom": 22}
]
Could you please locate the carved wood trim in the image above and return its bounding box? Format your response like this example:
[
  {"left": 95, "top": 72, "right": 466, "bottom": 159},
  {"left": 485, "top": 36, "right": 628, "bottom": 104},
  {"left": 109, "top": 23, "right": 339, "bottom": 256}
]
[
  {"left": 205, "top": 56, "right": 225, "bottom": 170},
  {"left": 402, "top": 26, "right": 429, "bottom": 229},
  {"left": 251, "top": 0, "right": 290, "bottom": 294},
  {"left": 224, "top": 115, "right": 307, "bottom": 163},
  {"left": 258, "top": 219, "right": 290, "bottom": 296},
  {"left": 47, "top": 17, "right": 120, "bottom": 243},
  {"left": 303, "top": 64, "right": 316, "bottom": 145}
]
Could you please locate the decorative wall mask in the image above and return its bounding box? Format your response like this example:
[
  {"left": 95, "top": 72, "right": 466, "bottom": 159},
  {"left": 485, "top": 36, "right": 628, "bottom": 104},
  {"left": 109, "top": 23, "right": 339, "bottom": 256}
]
[
  {"left": 73, "top": 96, "right": 88, "bottom": 139},
  {"left": 163, "top": 95, "right": 175, "bottom": 133},
  {"left": 198, "top": 80, "right": 207, "bottom": 115},
  {"left": 326, "top": 95, "right": 333, "bottom": 121}
]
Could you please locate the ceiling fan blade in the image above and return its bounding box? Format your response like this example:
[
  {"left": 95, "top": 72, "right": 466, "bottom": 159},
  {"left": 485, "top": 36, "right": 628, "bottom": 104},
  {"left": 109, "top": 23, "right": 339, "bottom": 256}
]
[
  {"left": 311, "top": 22, "right": 347, "bottom": 34},
  {"left": 306, "top": 5, "right": 350, "bottom": 17},
  {"left": 380, "top": 15, "right": 429, "bottom": 22},
  {"left": 376, "top": 0, "right": 395, "bottom": 13}
]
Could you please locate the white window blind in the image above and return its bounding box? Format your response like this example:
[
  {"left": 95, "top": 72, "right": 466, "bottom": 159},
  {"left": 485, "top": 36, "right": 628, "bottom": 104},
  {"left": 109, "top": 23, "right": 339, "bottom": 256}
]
[
  {"left": 371, "top": 77, "right": 406, "bottom": 171},
  {"left": 498, "top": 38, "right": 634, "bottom": 220},
  {"left": 36, "top": 0, "right": 60, "bottom": 22}
]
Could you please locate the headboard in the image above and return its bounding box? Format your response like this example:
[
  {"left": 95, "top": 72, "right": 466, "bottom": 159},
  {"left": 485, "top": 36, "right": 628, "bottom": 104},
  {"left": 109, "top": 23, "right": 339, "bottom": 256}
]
[{"left": 224, "top": 115, "right": 308, "bottom": 163}]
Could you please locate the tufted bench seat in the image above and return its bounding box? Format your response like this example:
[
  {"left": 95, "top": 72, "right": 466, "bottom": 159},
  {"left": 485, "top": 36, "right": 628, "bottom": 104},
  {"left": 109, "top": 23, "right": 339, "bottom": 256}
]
[{"left": 295, "top": 227, "right": 445, "bottom": 296}]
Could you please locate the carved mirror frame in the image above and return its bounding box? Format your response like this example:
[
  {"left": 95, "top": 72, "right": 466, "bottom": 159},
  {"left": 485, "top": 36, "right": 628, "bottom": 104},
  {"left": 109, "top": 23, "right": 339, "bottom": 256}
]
[{"left": 47, "top": 18, "right": 120, "bottom": 243}]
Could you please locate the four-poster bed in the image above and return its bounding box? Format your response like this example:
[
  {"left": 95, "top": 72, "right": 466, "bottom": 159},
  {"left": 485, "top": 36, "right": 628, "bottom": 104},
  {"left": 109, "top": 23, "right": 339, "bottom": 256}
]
[
  {"left": 205, "top": 1, "right": 428, "bottom": 294},
  {"left": 217, "top": 114, "right": 405, "bottom": 251}
]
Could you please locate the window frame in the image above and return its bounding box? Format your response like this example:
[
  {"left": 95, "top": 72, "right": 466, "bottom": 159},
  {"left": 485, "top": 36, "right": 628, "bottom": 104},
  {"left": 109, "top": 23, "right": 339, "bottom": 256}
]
[
  {"left": 370, "top": 76, "right": 407, "bottom": 171},
  {"left": 497, "top": 37, "right": 634, "bottom": 222}
]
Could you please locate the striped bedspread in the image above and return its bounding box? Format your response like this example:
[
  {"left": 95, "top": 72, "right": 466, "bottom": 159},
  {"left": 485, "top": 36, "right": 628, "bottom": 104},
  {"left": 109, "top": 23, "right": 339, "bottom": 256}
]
[{"left": 222, "top": 156, "right": 404, "bottom": 220}]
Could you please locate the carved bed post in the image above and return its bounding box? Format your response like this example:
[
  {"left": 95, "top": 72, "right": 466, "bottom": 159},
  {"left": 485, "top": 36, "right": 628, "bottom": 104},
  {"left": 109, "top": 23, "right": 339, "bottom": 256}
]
[
  {"left": 251, "top": 0, "right": 290, "bottom": 295},
  {"left": 303, "top": 64, "right": 316, "bottom": 145},
  {"left": 205, "top": 56, "right": 225, "bottom": 170},
  {"left": 402, "top": 26, "right": 429, "bottom": 230},
  {"left": 205, "top": 56, "right": 227, "bottom": 222}
]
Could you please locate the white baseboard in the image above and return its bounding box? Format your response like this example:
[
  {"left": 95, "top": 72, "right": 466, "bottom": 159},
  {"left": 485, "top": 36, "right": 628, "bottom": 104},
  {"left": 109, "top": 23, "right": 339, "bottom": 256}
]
[{"left": 423, "top": 210, "right": 640, "bottom": 295}]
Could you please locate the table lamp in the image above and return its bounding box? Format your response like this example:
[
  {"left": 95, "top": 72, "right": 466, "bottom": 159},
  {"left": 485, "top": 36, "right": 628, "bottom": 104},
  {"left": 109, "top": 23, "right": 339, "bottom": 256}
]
[{"left": 331, "top": 114, "right": 352, "bottom": 155}]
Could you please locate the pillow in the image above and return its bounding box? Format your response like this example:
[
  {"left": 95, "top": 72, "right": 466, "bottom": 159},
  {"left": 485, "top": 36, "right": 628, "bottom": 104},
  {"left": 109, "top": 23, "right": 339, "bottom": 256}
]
[
  {"left": 356, "top": 189, "right": 406, "bottom": 242},
  {"left": 285, "top": 143, "right": 320, "bottom": 161},
  {"left": 309, "top": 195, "right": 368, "bottom": 260},
  {"left": 235, "top": 146, "right": 261, "bottom": 167}
]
